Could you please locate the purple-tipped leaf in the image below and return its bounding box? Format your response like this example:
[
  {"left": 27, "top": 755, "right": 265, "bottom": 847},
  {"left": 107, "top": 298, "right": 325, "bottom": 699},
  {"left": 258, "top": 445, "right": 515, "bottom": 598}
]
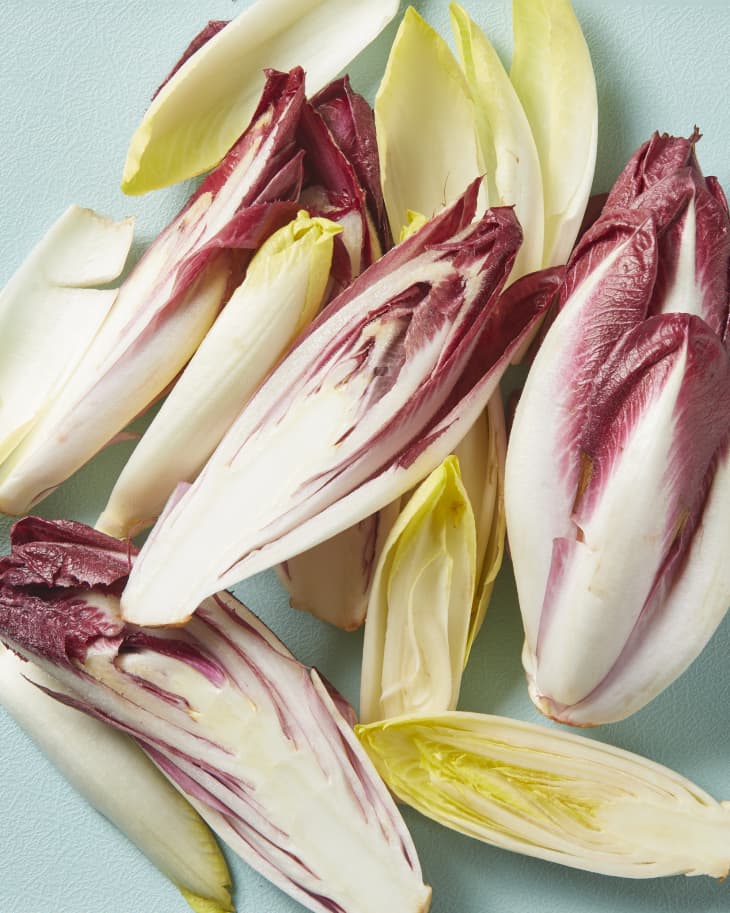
[
  {"left": 0, "top": 519, "right": 431, "bottom": 913},
  {"left": 0, "top": 69, "right": 306, "bottom": 515},
  {"left": 312, "top": 76, "right": 392, "bottom": 254},
  {"left": 121, "top": 186, "right": 555, "bottom": 627}
]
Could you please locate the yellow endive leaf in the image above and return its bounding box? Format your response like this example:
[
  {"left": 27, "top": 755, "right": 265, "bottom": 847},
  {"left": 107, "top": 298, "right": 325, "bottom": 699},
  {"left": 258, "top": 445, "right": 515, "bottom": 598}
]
[
  {"left": 510, "top": 0, "right": 597, "bottom": 266},
  {"left": 357, "top": 711, "right": 730, "bottom": 879},
  {"left": 122, "top": 0, "right": 399, "bottom": 195},
  {"left": 376, "top": 6, "right": 484, "bottom": 239},
  {"left": 360, "top": 456, "right": 477, "bottom": 723},
  {"left": 451, "top": 2, "right": 544, "bottom": 279}
]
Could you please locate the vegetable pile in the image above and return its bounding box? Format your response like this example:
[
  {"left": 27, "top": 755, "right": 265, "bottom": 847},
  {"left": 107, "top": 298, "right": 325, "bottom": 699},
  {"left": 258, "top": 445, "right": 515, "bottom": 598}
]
[{"left": 1, "top": 2, "right": 729, "bottom": 913}]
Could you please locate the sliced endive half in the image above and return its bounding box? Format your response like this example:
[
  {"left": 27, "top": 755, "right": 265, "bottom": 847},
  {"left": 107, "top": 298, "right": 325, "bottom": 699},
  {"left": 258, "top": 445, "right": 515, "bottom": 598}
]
[
  {"left": 450, "top": 3, "right": 544, "bottom": 280},
  {"left": 122, "top": 0, "right": 399, "bottom": 195},
  {"left": 97, "top": 211, "right": 340, "bottom": 539},
  {"left": 510, "top": 0, "right": 597, "bottom": 267},
  {"left": 360, "top": 456, "right": 477, "bottom": 723},
  {"left": 356, "top": 712, "right": 730, "bottom": 879},
  {"left": 375, "top": 6, "right": 484, "bottom": 239},
  {"left": 0, "top": 69, "right": 304, "bottom": 516},
  {"left": 121, "top": 188, "right": 550, "bottom": 627},
  {"left": 0, "top": 205, "right": 134, "bottom": 467},
  {"left": 0, "top": 518, "right": 432, "bottom": 913},
  {"left": 0, "top": 645, "right": 233, "bottom": 913}
]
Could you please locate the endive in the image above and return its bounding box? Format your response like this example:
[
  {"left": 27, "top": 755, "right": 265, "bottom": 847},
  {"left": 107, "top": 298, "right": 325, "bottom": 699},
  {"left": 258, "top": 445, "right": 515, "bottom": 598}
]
[
  {"left": 97, "top": 211, "right": 340, "bottom": 539},
  {"left": 360, "top": 456, "right": 477, "bottom": 723},
  {"left": 279, "top": 237, "right": 507, "bottom": 635},
  {"left": 275, "top": 92, "right": 394, "bottom": 630},
  {"left": 0, "top": 68, "right": 305, "bottom": 516},
  {"left": 450, "top": 2, "right": 544, "bottom": 280},
  {"left": 505, "top": 132, "right": 730, "bottom": 724},
  {"left": 122, "top": 185, "right": 558, "bottom": 627},
  {"left": 357, "top": 712, "right": 730, "bottom": 879},
  {"left": 122, "top": 0, "right": 399, "bottom": 195},
  {"left": 0, "top": 645, "right": 233, "bottom": 913},
  {"left": 0, "top": 518, "right": 432, "bottom": 913},
  {"left": 0, "top": 205, "right": 134, "bottom": 467},
  {"left": 510, "top": 0, "right": 598, "bottom": 267},
  {"left": 375, "top": 7, "right": 483, "bottom": 238}
]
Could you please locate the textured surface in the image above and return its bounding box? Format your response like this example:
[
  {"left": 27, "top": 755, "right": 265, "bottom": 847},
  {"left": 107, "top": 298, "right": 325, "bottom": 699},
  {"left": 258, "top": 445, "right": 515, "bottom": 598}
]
[{"left": 1, "top": 2, "right": 729, "bottom": 912}]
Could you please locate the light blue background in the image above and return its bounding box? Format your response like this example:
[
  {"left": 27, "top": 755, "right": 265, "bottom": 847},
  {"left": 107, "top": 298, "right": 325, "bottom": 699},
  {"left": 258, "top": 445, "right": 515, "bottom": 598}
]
[{"left": 1, "top": 2, "right": 729, "bottom": 912}]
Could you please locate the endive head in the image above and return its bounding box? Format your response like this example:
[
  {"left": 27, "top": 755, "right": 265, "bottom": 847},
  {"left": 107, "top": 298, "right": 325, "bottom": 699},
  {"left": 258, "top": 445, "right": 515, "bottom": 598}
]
[
  {"left": 529, "top": 313, "right": 730, "bottom": 722},
  {"left": 356, "top": 712, "right": 730, "bottom": 879},
  {"left": 360, "top": 456, "right": 476, "bottom": 723},
  {"left": 119, "top": 186, "right": 538, "bottom": 627},
  {"left": 505, "top": 132, "right": 730, "bottom": 725}
]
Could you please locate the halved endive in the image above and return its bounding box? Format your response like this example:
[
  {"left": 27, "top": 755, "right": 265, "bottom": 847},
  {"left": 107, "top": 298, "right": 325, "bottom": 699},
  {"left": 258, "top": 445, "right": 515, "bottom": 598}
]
[
  {"left": 505, "top": 132, "right": 730, "bottom": 725},
  {"left": 0, "top": 645, "right": 233, "bottom": 913},
  {"left": 0, "top": 205, "right": 133, "bottom": 467},
  {"left": 0, "top": 518, "right": 432, "bottom": 913},
  {"left": 96, "top": 211, "right": 340, "bottom": 539},
  {"left": 122, "top": 0, "right": 399, "bottom": 195},
  {"left": 121, "top": 184, "right": 559, "bottom": 627},
  {"left": 360, "top": 456, "right": 477, "bottom": 723},
  {"left": 356, "top": 713, "right": 730, "bottom": 879},
  {"left": 0, "top": 68, "right": 306, "bottom": 516}
]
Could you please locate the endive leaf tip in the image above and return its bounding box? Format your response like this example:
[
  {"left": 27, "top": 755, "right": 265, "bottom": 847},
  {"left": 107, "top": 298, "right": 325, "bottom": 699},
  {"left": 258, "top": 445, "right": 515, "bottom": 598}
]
[{"left": 178, "top": 887, "right": 235, "bottom": 913}]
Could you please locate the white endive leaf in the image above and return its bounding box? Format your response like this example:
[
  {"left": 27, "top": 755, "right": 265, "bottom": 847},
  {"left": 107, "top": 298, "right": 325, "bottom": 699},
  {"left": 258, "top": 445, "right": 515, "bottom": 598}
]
[
  {"left": 450, "top": 3, "right": 544, "bottom": 279},
  {"left": 376, "top": 6, "right": 484, "bottom": 238},
  {"left": 122, "top": 0, "right": 399, "bottom": 195},
  {"left": 0, "top": 205, "right": 134, "bottom": 466},
  {"left": 278, "top": 499, "right": 401, "bottom": 631},
  {"left": 97, "top": 212, "right": 340, "bottom": 538},
  {"left": 360, "top": 456, "right": 476, "bottom": 723},
  {"left": 357, "top": 712, "right": 730, "bottom": 879},
  {"left": 510, "top": 0, "right": 597, "bottom": 266},
  {"left": 0, "top": 646, "right": 233, "bottom": 913}
]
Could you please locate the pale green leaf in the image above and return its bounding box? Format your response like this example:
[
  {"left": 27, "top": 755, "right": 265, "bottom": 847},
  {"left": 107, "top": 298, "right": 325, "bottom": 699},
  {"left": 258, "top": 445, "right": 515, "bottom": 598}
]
[
  {"left": 452, "top": 393, "right": 507, "bottom": 658},
  {"left": 510, "top": 0, "right": 597, "bottom": 266},
  {"left": 450, "top": 2, "right": 544, "bottom": 279},
  {"left": 122, "top": 0, "right": 399, "bottom": 195},
  {"left": 0, "top": 206, "right": 134, "bottom": 466},
  {"left": 360, "top": 456, "right": 477, "bottom": 723},
  {"left": 376, "top": 6, "right": 484, "bottom": 238}
]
